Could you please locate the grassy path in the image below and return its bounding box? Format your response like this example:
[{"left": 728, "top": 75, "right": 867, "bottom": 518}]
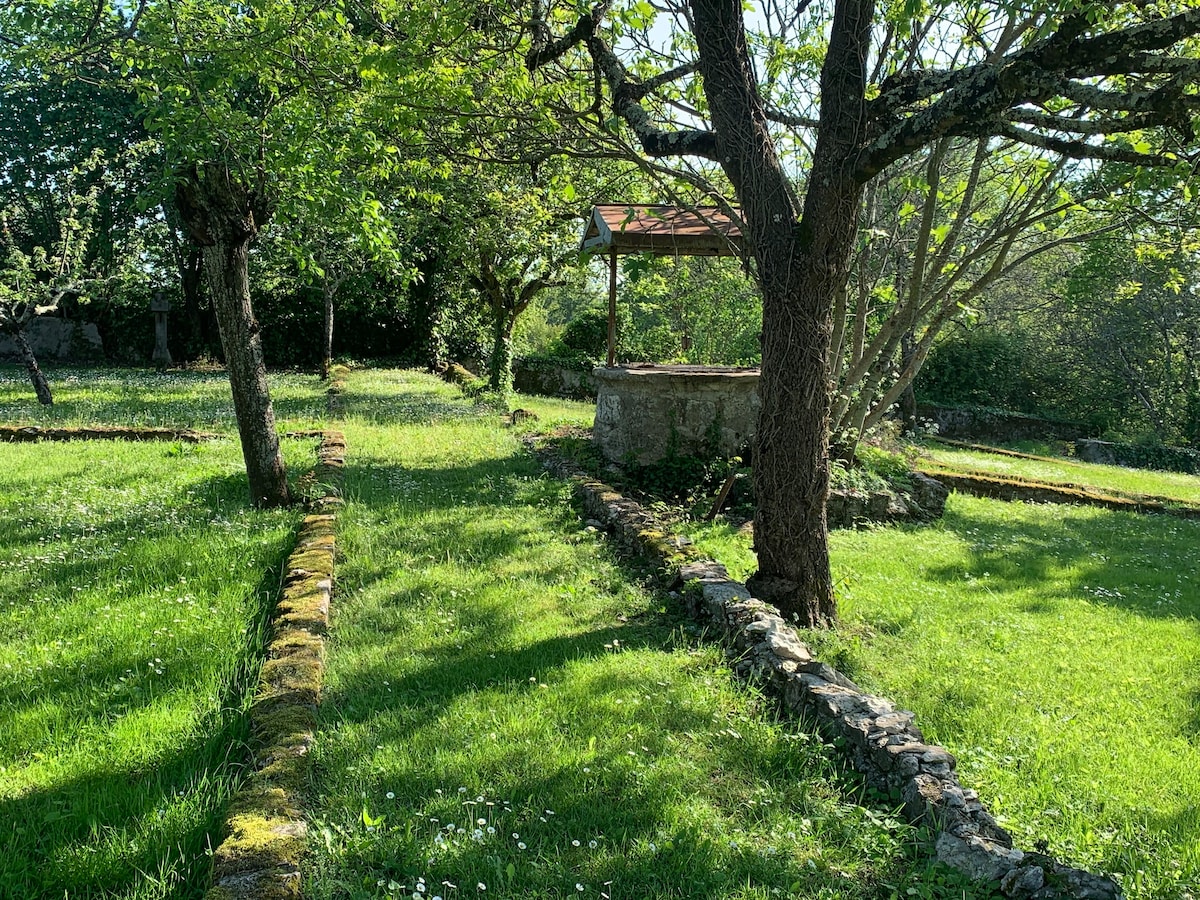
[{"left": 305, "top": 371, "right": 975, "bottom": 900}]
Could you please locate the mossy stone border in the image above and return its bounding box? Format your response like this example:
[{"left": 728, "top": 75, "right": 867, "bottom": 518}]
[
  {"left": 537, "top": 446, "right": 1122, "bottom": 900},
  {"left": 204, "top": 430, "right": 345, "bottom": 900},
  {"left": 0, "top": 424, "right": 215, "bottom": 442},
  {"left": 921, "top": 468, "right": 1200, "bottom": 520}
]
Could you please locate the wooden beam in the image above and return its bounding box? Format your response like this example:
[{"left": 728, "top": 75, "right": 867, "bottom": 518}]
[{"left": 607, "top": 248, "right": 617, "bottom": 367}]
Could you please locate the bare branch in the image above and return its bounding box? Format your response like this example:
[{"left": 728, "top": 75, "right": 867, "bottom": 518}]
[{"left": 998, "top": 124, "right": 1191, "bottom": 165}]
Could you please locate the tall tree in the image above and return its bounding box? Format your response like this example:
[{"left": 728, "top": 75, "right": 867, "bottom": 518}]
[{"left": 529, "top": 0, "right": 1200, "bottom": 625}]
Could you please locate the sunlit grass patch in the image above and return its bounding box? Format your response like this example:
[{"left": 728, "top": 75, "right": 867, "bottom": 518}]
[
  {"left": 917, "top": 441, "right": 1200, "bottom": 505},
  {"left": 688, "top": 493, "right": 1200, "bottom": 899},
  {"left": 0, "top": 437, "right": 309, "bottom": 899},
  {"left": 307, "top": 371, "right": 985, "bottom": 900},
  {"left": 0, "top": 364, "right": 327, "bottom": 431}
]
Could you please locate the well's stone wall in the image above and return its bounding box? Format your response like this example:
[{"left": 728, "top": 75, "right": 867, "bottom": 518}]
[{"left": 593, "top": 364, "right": 759, "bottom": 465}]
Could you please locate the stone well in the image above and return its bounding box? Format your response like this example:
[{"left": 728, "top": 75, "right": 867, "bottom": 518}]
[{"left": 592, "top": 364, "right": 760, "bottom": 465}]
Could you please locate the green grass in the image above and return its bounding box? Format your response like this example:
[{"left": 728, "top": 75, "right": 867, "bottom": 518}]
[
  {"left": 918, "top": 441, "right": 1200, "bottom": 505},
  {"left": 688, "top": 496, "right": 1200, "bottom": 899},
  {"left": 0, "top": 364, "right": 328, "bottom": 431},
  {"left": 0, "top": 437, "right": 308, "bottom": 898},
  {"left": 307, "top": 370, "right": 981, "bottom": 900}
]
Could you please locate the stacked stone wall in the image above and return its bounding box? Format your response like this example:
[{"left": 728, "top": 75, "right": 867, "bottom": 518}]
[{"left": 539, "top": 447, "right": 1121, "bottom": 900}]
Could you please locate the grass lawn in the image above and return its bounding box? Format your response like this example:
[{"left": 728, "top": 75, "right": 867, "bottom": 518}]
[
  {"left": 917, "top": 441, "right": 1200, "bottom": 505},
  {"left": 687, "top": 495, "right": 1200, "bottom": 900},
  {"left": 0, "top": 364, "right": 328, "bottom": 432},
  {"left": 0, "top": 436, "right": 310, "bottom": 898},
  {"left": 306, "top": 370, "right": 981, "bottom": 900}
]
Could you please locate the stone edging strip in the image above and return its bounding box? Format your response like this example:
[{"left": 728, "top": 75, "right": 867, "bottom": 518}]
[
  {"left": 205, "top": 430, "right": 345, "bottom": 900},
  {"left": 538, "top": 448, "right": 1122, "bottom": 900},
  {"left": 0, "top": 424, "right": 215, "bottom": 442},
  {"left": 921, "top": 468, "right": 1200, "bottom": 520}
]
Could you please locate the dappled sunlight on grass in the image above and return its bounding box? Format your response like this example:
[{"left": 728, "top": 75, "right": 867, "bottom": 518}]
[
  {"left": 683, "top": 477, "right": 1200, "bottom": 898},
  {"left": 811, "top": 496, "right": 1200, "bottom": 899},
  {"left": 0, "top": 364, "right": 327, "bottom": 431}
]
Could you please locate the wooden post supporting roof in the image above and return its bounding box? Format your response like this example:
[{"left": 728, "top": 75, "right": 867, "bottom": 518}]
[
  {"left": 607, "top": 248, "right": 617, "bottom": 368},
  {"left": 579, "top": 205, "right": 745, "bottom": 366}
]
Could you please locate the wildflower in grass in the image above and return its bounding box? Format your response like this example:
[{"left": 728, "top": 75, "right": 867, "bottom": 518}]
[
  {"left": 518, "top": 842, "right": 527, "bottom": 850},
  {"left": 387, "top": 792, "right": 395, "bottom": 799},
  {"left": 589, "top": 840, "right": 598, "bottom": 849},
  {"left": 576, "top": 884, "right": 584, "bottom": 892},
  {"left": 572, "top": 839, "right": 580, "bottom": 847},
  {"left": 477, "top": 883, "right": 486, "bottom": 891}
]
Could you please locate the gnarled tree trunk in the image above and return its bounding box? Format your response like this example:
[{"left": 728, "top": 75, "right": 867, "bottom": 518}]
[
  {"left": 692, "top": 0, "right": 871, "bottom": 626},
  {"left": 175, "top": 164, "right": 291, "bottom": 508},
  {"left": 13, "top": 327, "right": 53, "bottom": 405}
]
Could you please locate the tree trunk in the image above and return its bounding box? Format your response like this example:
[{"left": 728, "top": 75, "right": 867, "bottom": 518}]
[
  {"left": 201, "top": 237, "right": 292, "bottom": 507},
  {"left": 321, "top": 279, "right": 335, "bottom": 381},
  {"left": 898, "top": 331, "right": 918, "bottom": 435},
  {"left": 691, "top": 0, "right": 872, "bottom": 626},
  {"left": 489, "top": 308, "right": 516, "bottom": 392},
  {"left": 13, "top": 328, "right": 53, "bottom": 405},
  {"left": 176, "top": 165, "right": 291, "bottom": 508}
]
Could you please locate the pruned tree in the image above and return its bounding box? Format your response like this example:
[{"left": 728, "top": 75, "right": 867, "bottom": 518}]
[{"left": 526, "top": 0, "right": 1200, "bottom": 625}]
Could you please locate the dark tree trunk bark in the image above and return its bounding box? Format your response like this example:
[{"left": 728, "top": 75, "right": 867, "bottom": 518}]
[
  {"left": 202, "top": 237, "right": 292, "bottom": 507},
  {"left": 175, "top": 165, "right": 291, "bottom": 509},
  {"left": 321, "top": 280, "right": 334, "bottom": 381},
  {"left": 14, "top": 328, "right": 53, "bottom": 405},
  {"left": 691, "top": 0, "right": 873, "bottom": 626},
  {"left": 180, "top": 248, "right": 218, "bottom": 360},
  {"left": 899, "top": 331, "right": 918, "bottom": 434}
]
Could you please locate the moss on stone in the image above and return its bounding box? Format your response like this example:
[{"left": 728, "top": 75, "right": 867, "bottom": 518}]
[{"left": 285, "top": 548, "right": 335, "bottom": 577}]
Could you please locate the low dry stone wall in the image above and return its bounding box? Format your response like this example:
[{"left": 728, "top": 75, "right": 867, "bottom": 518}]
[
  {"left": 1075, "top": 438, "right": 1200, "bottom": 476},
  {"left": 0, "top": 424, "right": 213, "bottom": 442},
  {"left": 0, "top": 316, "right": 103, "bottom": 362},
  {"left": 205, "top": 430, "right": 345, "bottom": 900},
  {"left": 513, "top": 360, "right": 596, "bottom": 399},
  {"left": 539, "top": 449, "right": 1120, "bottom": 900},
  {"left": 926, "top": 469, "right": 1200, "bottom": 521},
  {"left": 918, "top": 404, "right": 1092, "bottom": 443}
]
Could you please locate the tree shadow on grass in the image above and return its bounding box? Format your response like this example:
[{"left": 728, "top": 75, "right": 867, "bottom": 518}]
[
  {"left": 0, "top": 722, "right": 245, "bottom": 899},
  {"left": 315, "top": 618, "right": 928, "bottom": 900},
  {"left": 335, "top": 390, "right": 496, "bottom": 427},
  {"left": 0, "top": 473, "right": 294, "bottom": 900},
  {"left": 924, "top": 499, "right": 1200, "bottom": 623},
  {"left": 314, "top": 432, "right": 972, "bottom": 898}
]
